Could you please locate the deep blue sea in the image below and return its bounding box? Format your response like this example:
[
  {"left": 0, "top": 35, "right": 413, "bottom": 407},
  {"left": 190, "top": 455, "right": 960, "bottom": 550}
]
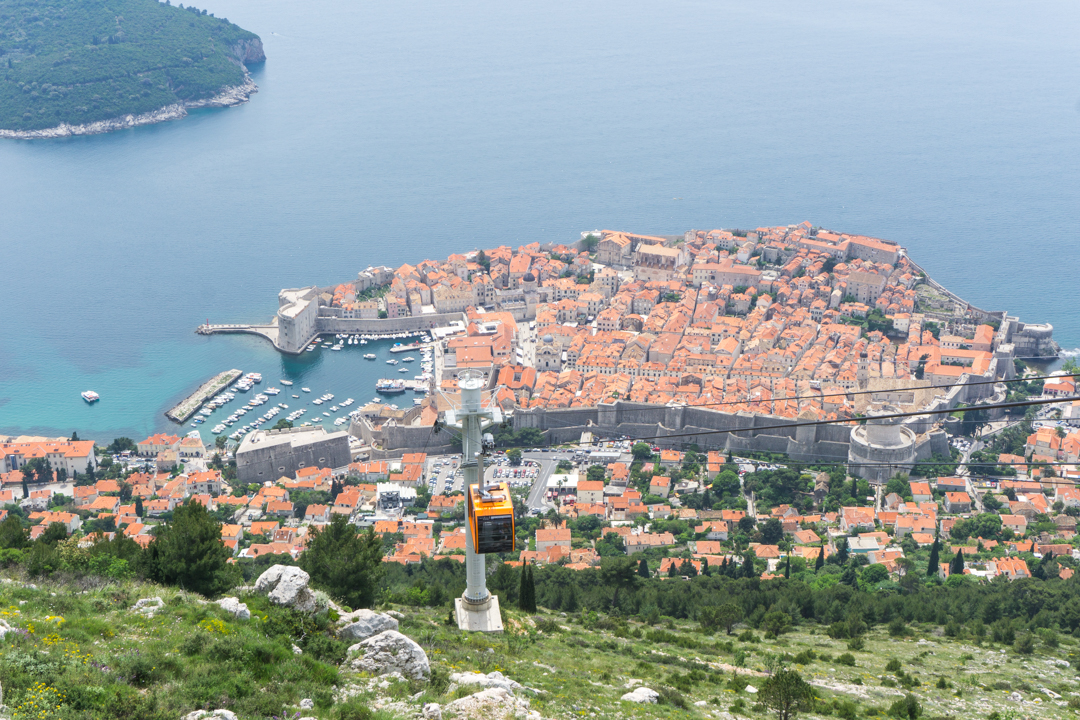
[{"left": 1, "top": 0, "right": 1078, "bottom": 442}]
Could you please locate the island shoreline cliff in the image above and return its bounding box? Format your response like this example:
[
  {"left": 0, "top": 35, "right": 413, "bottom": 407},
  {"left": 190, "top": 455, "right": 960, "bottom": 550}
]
[{"left": 0, "top": 38, "right": 265, "bottom": 140}]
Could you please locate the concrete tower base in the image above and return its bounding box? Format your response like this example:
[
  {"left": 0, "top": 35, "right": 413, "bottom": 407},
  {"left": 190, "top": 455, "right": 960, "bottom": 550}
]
[{"left": 455, "top": 595, "right": 504, "bottom": 633}]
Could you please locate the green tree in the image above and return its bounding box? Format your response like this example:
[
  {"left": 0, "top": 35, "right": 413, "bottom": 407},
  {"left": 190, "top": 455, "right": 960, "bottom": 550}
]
[
  {"left": 272, "top": 419, "right": 294, "bottom": 430},
  {"left": 0, "top": 514, "right": 28, "bottom": 549},
  {"left": 506, "top": 448, "right": 523, "bottom": 466},
  {"left": 759, "top": 668, "right": 814, "bottom": 720},
  {"left": 106, "top": 437, "right": 137, "bottom": 454},
  {"left": 146, "top": 498, "right": 235, "bottom": 597},
  {"left": 586, "top": 465, "right": 606, "bottom": 484},
  {"left": 299, "top": 515, "right": 385, "bottom": 609},
  {"left": 761, "top": 518, "right": 784, "bottom": 544},
  {"left": 518, "top": 562, "right": 537, "bottom": 612},
  {"left": 600, "top": 556, "right": 640, "bottom": 608},
  {"left": 949, "top": 549, "right": 965, "bottom": 576},
  {"left": 637, "top": 557, "right": 650, "bottom": 578},
  {"left": 134, "top": 496, "right": 144, "bottom": 518},
  {"left": 762, "top": 610, "right": 792, "bottom": 637},
  {"left": 581, "top": 233, "right": 600, "bottom": 252},
  {"left": 815, "top": 545, "right": 825, "bottom": 571},
  {"left": 631, "top": 442, "right": 653, "bottom": 462},
  {"left": 927, "top": 536, "right": 941, "bottom": 576}
]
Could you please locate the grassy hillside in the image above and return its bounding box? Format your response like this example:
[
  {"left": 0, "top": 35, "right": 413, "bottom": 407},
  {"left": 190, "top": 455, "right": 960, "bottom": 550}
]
[
  {"left": 0, "top": 0, "right": 261, "bottom": 131},
  {"left": 3, "top": 573, "right": 1080, "bottom": 720}
]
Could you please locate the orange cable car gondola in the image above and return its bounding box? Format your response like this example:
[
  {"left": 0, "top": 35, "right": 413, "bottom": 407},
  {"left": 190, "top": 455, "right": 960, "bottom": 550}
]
[{"left": 468, "top": 481, "right": 516, "bottom": 554}]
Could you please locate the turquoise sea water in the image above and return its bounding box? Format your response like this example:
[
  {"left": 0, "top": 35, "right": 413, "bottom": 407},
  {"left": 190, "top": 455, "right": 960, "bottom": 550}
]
[{"left": 1, "top": 0, "right": 1078, "bottom": 442}]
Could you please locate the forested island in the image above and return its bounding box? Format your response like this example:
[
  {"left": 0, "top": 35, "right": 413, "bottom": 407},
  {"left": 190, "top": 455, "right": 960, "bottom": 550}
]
[{"left": 0, "top": 0, "right": 264, "bottom": 137}]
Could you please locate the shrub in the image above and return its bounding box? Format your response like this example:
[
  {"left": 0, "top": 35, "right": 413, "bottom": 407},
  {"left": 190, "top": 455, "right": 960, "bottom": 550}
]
[
  {"left": 792, "top": 649, "right": 816, "bottom": 665},
  {"left": 657, "top": 686, "right": 689, "bottom": 709},
  {"left": 885, "top": 658, "right": 901, "bottom": 672},
  {"left": 334, "top": 700, "right": 374, "bottom": 720},
  {"left": 837, "top": 653, "right": 856, "bottom": 667},
  {"left": 1014, "top": 633, "right": 1035, "bottom": 655},
  {"left": 847, "top": 637, "right": 865, "bottom": 651},
  {"left": 888, "top": 617, "right": 908, "bottom": 637},
  {"left": 888, "top": 694, "right": 921, "bottom": 719},
  {"left": 936, "top": 677, "right": 950, "bottom": 689}
]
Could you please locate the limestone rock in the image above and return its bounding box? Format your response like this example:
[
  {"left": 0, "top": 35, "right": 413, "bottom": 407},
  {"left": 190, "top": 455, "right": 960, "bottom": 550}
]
[
  {"left": 347, "top": 630, "right": 430, "bottom": 680},
  {"left": 255, "top": 565, "right": 317, "bottom": 612},
  {"left": 293, "top": 644, "right": 303, "bottom": 655},
  {"left": 300, "top": 698, "right": 314, "bottom": 709},
  {"left": 132, "top": 597, "right": 164, "bottom": 616},
  {"left": 422, "top": 703, "right": 442, "bottom": 720},
  {"left": 183, "top": 711, "right": 238, "bottom": 720},
  {"left": 215, "top": 597, "right": 250, "bottom": 621},
  {"left": 339, "top": 610, "right": 399, "bottom": 641},
  {"left": 620, "top": 687, "right": 659, "bottom": 704},
  {"left": 444, "top": 688, "right": 540, "bottom": 719},
  {"left": 386, "top": 610, "right": 405, "bottom": 620},
  {"left": 0, "top": 618, "right": 13, "bottom": 639},
  {"left": 450, "top": 671, "right": 523, "bottom": 694}
]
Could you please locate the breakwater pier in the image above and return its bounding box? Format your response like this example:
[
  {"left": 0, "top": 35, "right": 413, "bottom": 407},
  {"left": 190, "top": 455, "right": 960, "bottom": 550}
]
[{"left": 166, "top": 369, "right": 243, "bottom": 424}]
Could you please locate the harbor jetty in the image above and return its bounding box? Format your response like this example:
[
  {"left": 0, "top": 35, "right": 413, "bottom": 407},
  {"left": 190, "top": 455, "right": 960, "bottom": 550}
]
[{"left": 166, "top": 369, "right": 243, "bottom": 424}]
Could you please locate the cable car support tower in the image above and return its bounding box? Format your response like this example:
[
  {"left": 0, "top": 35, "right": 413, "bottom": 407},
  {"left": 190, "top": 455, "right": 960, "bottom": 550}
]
[{"left": 443, "top": 369, "right": 508, "bottom": 632}]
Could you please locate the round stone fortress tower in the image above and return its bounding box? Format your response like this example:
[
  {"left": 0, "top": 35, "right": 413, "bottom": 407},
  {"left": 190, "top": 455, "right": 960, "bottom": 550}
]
[{"left": 847, "top": 404, "right": 917, "bottom": 483}]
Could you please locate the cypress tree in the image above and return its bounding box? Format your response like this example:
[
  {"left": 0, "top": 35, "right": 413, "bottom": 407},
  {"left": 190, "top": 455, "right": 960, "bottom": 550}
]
[
  {"left": 927, "top": 537, "right": 941, "bottom": 576},
  {"left": 784, "top": 554, "right": 791, "bottom": 579},
  {"left": 837, "top": 538, "right": 849, "bottom": 565},
  {"left": 519, "top": 562, "right": 530, "bottom": 611},
  {"left": 702, "top": 557, "right": 710, "bottom": 576},
  {"left": 742, "top": 553, "right": 756, "bottom": 578},
  {"left": 637, "top": 557, "right": 650, "bottom": 578},
  {"left": 135, "top": 496, "right": 144, "bottom": 518},
  {"left": 668, "top": 560, "right": 679, "bottom": 577},
  {"left": 949, "top": 549, "right": 965, "bottom": 576},
  {"left": 814, "top": 545, "right": 825, "bottom": 571},
  {"left": 525, "top": 565, "right": 537, "bottom": 612}
]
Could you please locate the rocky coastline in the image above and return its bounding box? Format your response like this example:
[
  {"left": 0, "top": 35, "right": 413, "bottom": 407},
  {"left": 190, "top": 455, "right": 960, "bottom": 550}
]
[{"left": 0, "top": 76, "right": 259, "bottom": 140}]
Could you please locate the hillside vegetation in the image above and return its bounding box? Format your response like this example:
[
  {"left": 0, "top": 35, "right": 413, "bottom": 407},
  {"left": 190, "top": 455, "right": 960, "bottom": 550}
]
[
  {"left": 3, "top": 572, "right": 1080, "bottom": 720},
  {"left": 0, "top": 0, "right": 262, "bottom": 131}
]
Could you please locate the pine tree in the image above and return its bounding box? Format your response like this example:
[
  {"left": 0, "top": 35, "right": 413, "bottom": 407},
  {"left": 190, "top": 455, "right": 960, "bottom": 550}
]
[
  {"left": 565, "top": 583, "right": 579, "bottom": 612},
  {"left": 637, "top": 557, "right": 650, "bottom": 578},
  {"left": 815, "top": 545, "right": 825, "bottom": 571},
  {"left": 927, "top": 537, "right": 941, "bottom": 576}
]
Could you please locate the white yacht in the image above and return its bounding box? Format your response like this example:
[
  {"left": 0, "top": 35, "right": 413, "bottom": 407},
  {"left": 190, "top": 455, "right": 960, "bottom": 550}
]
[{"left": 364, "top": 353, "right": 377, "bottom": 360}]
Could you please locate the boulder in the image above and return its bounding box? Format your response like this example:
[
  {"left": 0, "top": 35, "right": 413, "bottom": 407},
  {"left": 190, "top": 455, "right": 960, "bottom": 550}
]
[
  {"left": 620, "top": 687, "right": 659, "bottom": 704},
  {"left": 254, "top": 565, "right": 317, "bottom": 612},
  {"left": 443, "top": 688, "right": 540, "bottom": 719},
  {"left": 132, "top": 597, "right": 164, "bottom": 616},
  {"left": 386, "top": 610, "right": 405, "bottom": 620},
  {"left": 0, "top": 618, "right": 13, "bottom": 640},
  {"left": 215, "top": 597, "right": 250, "bottom": 621},
  {"left": 450, "top": 671, "right": 523, "bottom": 694},
  {"left": 339, "top": 609, "right": 399, "bottom": 641},
  {"left": 299, "top": 698, "right": 314, "bottom": 709},
  {"left": 422, "top": 703, "right": 442, "bottom": 720},
  {"left": 183, "top": 711, "right": 238, "bottom": 720},
  {"left": 347, "top": 630, "right": 430, "bottom": 680},
  {"left": 293, "top": 644, "right": 303, "bottom": 655}
]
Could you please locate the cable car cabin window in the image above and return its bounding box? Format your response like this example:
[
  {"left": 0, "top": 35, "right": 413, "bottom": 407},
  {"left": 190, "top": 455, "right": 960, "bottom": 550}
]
[{"left": 475, "top": 515, "right": 515, "bottom": 554}]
